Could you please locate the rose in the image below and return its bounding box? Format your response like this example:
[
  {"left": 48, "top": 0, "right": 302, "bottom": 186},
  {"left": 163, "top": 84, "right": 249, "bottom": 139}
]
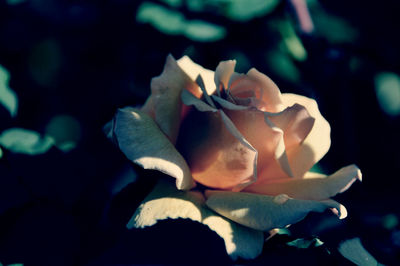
[{"left": 109, "top": 55, "right": 361, "bottom": 260}]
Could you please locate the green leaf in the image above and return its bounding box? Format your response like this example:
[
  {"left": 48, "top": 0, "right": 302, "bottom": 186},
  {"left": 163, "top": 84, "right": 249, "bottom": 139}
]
[
  {"left": 0, "top": 147, "right": 3, "bottom": 159},
  {"left": 287, "top": 237, "right": 324, "bottom": 249},
  {"left": 45, "top": 115, "right": 81, "bottom": 152},
  {"left": 0, "top": 65, "right": 18, "bottom": 117},
  {"left": 374, "top": 72, "right": 400, "bottom": 116},
  {"left": 184, "top": 20, "right": 226, "bottom": 42},
  {"left": 338, "top": 238, "right": 381, "bottom": 266},
  {"left": 0, "top": 128, "right": 54, "bottom": 155},
  {"left": 160, "top": 0, "right": 183, "bottom": 8},
  {"left": 6, "top": 0, "right": 26, "bottom": 5},
  {"left": 225, "top": 0, "right": 280, "bottom": 22},
  {"left": 136, "top": 2, "right": 226, "bottom": 42},
  {"left": 277, "top": 20, "right": 307, "bottom": 61},
  {"left": 266, "top": 50, "right": 300, "bottom": 83}
]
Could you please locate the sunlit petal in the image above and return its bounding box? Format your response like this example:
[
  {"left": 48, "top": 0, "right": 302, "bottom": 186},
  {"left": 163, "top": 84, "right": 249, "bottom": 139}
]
[
  {"left": 281, "top": 93, "right": 331, "bottom": 178},
  {"left": 128, "top": 179, "right": 264, "bottom": 260},
  {"left": 214, "top": 60, "right": 236, "bottom": 92},
  {"left": 244, "top": 165, "right": 362, "bottom": 200},
  {"left": 205, "top": 190, "right": 347, "bottom": 231},
  {"left": 114, "top": 107, "right": 194, "bottom": 190}
]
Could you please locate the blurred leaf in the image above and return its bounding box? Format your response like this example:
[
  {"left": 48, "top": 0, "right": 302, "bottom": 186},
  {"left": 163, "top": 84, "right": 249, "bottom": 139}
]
[
  {"left": 277, "top": 20, "right": 307, "bottom": 61},
  {"left": 0, "top": 65, "right": 18, "bottom": 117},
  {"left": 382, "top": 214, "right": 399, "bottom": 230},
  {"left": 0, "top": 147, "right": 3, "bottom": 159},
  {"left": 309, "top": 163, "right": 325, "bottom": 174},
  {"left": 0, "top": 128, "right": 54, "bottom": 155},
  {"left": 266, "top": 50, "right": 300, "bottom": 82},
  {"left": 136, "top": 2, "right": 226, "bottom": 41},
  {"left": 6, "top": 0, "right": 26, "bottom": 5},
  {"left": 309, "top": 2, "right": 358, "bottom": 43},
  {"left": 338, "top": 238, "right": 381, "bottom": 266},
  {"left": 45, "top": 115, "right": 81, "bottom": 152},
  {"left": 160, "top": 0, "right": 183, "bottom": 8},
  {"left": 184, "top": 20, "right": 226, "bottom": 42},
  {"left": 224, "top": 0, "right": 280, "bottom": 22},
  {"left": 374, "top": 72, "right": 400, "bottom": 116},
  {"left": 287, "top": 237, "right": 324, "bottom": 249}
]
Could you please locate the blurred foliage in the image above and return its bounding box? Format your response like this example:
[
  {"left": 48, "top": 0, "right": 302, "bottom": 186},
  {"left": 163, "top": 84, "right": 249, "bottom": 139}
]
[
  {"left": 338, "top": 238, "right": 381, "bottom": 266},
  {"left": 0, "top": 65, "right": 18, "bottom": 117},
  {"left": 0, "top": 128, "right": 54, "bottom": 155},
  {"left": 374, "top": 72, "right": 400, "bottom": 116},
  {"left": 286, "top": 237, "right": 324, "bottom": 249}
]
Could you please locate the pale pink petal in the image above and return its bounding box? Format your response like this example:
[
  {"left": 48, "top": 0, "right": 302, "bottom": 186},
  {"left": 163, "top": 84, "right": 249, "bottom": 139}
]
[
  {"left": 223, "top": 108, "right": 293, "bottom": 182},
  {"left": 177, "top": 105, "right": 257, "bottom": 191},
  {"left": 214, "top": 60, "right": 236, "bottom": 91},
  {"left": 282, "top": 93, "right": 331, "bottom": 178},
  {"left": 147, "top": 54, "right": 199, "bottom": 144},
  {"left": 268, "top": 104, "right": 315, "bottom": 149},
  {"left": 177, "top": 56, "right": 216, "bottom": 96},
  {"left": 244, "top": 165, "right": 362, "bottom": 200},
  {"left": 114, "top": 107, "right": 194, "bottom": 190},
  {"left": 246, "top": 68, "right": 285, "bottom": 112},
  {"left": 205, "top": 190, "right": 347, "bottom": 231},
  {"left": 128, "top": 179, "right": 264, "bottom": 260}
]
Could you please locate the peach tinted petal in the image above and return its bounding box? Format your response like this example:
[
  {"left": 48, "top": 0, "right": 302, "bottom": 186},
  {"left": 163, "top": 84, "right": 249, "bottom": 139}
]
[
  {"left": 205, "top": 190, "right": 347, "bottom": 231},
  {"left": 128, "top": 179, "right": 264, "bottom": 260},
  {"left": 244, "top": 165, "right": 362, "bottom": 200},
  {"left": 177, "top": 107, "right": 257, "bottom": 191},
  {"left": 214, "top": 60, "right": 236, "bottom": 90},
  {"left": 268, "top": 104, "right": 315, "bottom": 150},
  {"left": 147, "top": 54, "right": 199, "bottom": 143},
  {"left": 177, "top": 56, "right": 216, "bottom": 96},
  {"left": 114, "top": 107, "right": 194, "bottom": 190},
  {"left": 223, "top": 108, "right": 293, "bottom": 182},
  {"left": 281, "top": 93, "right": 331, "bottom": 178}
]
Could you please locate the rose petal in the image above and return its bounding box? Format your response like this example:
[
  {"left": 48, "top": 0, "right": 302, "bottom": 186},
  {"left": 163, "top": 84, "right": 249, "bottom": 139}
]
[
  {"left": 214, "top": 60, "right": 236, "bottom": 92},
  {"left": 223, "top": 108, "right": 293, "bottom": 182},
  {"left": 128, "top": 179, "right": 264, "bottom": 260},
  {"left": 244, "top": 165, "right": 362, "bottom": 200},
  {"left": 268, "top": 103, "right": 315, "bottom": 149},
  {"left": 146, "top": 54, "right": 199, "bottom": 143},
  {"left": 281, "top": 93, "right": 331, "bottom": 178},
  {"left": 114, "top": 107, "right": 194, "bottom": 190},
  {"left": 177, "top": 56, "right": 216, "bottom": 96},
  {"left": 205, "top": 190, "right": 347, "bottom": 231},
  {"left": 229, "top": 68, "right": 285, "bottom": 112},
  {"left": 177, "top": 105, "right": 257, "bottom": 191}
]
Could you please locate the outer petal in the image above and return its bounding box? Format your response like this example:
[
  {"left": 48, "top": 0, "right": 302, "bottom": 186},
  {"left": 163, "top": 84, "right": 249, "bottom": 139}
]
[
  {"left": 244, "top": 165, "right": 362, "bottom": 200},
  {"left": 281, "top": 93, "right": 331, "bottom": 178},
  {"left": 205, "top": 190, "right": 347, "bottom": 232},
  {"left": 177, "top": 56, "right": 216, "bottom": 96},
  {"left": 114, "top": 107, "right": 194, "bottom": 190},
  {"left": 144, "top": 54, "right": 200, "bottom": 143},
  {"left": 128, "top": 179, "right": 264, "bottom": 260}
]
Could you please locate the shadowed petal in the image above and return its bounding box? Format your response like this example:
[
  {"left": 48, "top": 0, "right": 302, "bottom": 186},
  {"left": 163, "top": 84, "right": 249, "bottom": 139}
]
[
  {"left": 177, "top": 106, "right": 257, "bottom": 191},
  {"left": 128, "top": 179, "right": 264, "bottom": 260},
  {"left": 244, "top": 165, "right": 362, "bottom": 200},
  {"left": 205, "top": 190, "right": 347, "bottom": 231},
  {"left": 114, "top": 107, "right": 194, "bottom": 190},
  {"left": 282, "top": 93, "right": 331, "bottom": 178},
  {"left": 146, "top": 54, "right": 199, "bottom": 143},
  {"left": 177, "top": 56, "right": 216, "bottom": 96}
]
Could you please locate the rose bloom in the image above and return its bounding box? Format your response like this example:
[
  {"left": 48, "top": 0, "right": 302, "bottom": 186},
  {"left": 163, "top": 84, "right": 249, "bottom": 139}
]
[{"left": 108, "top": 55, "right": 361, "bottom": 260}]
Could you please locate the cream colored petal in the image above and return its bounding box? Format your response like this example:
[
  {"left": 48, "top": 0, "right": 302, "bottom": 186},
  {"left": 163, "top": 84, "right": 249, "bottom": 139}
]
[
  {"left": 128, "top": 179, "right": 264, "bottom": 260},
  {"left": 214, "top": 60, "right": 236, "bottom": 91},
  {"left": 177, "top": 107, "right": 257, "bottom": 191},
  {"left": 148, "top": 54, "right": 199, "bottom": 143},
  {"left": 177, "top": 56, "right": 216, "bottom": 95},
  {"left": 281, "top": 93, "right": 331, "bottom": 178},
  {"left": 244, "top": 165, "right": 362, "bottom": 200},
  {"left": 246, "top": 68, "right": 285, "bottom": 112},
  {"left": 205, "top": 190, "right": 347, "bottom": 231},
  {"left": 114, "top": 107, "right": 194, "bottom": 190}
]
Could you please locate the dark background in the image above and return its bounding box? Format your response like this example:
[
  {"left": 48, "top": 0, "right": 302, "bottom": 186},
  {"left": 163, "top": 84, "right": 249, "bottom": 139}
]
[{"left": 0, "top": 0, "right": 399, "bottom": 265}]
